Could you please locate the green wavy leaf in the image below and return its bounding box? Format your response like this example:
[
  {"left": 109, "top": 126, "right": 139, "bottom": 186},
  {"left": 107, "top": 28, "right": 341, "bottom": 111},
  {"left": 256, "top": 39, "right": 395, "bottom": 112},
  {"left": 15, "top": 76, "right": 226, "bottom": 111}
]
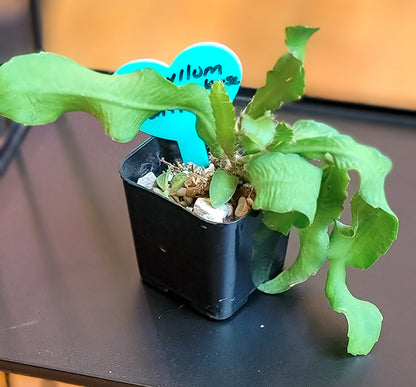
[
  {"left": 0, "top": 52, "right": 220, "bottom": 154},
  {"left": 325, "top": 258, "right": 383, "bottom": 355},
  {"left": 245, "top": 26, "right": 318, "bottom": 119},
  {"left": 240, "top": 112, "right": 276, "bottom": 154},
  {"left": 245, "top": 152, "right": 322, "bottom": 227},
  {"left": 209, "top": 81, "right": 236, "bottom": 156},
  {"left": 272, "top": 119, "right": 398, "bottom": 354},
  {"left": 259, "top": 165, "right": 349, "bottom": 293},
  {"left": 267, "top": 122, "right": 293, "bottom": 151},
  {"left": 330, "top": 195, "right": 399, "bottom": 269},
  {"left": 278, "top": 120, "right": 398, "bottom": 269},
  {"left": 285, "top": 26, "right": 320, "bottom": 62},
  {"left": 245, "top": 54, "right": 304, "bottom": 119}
]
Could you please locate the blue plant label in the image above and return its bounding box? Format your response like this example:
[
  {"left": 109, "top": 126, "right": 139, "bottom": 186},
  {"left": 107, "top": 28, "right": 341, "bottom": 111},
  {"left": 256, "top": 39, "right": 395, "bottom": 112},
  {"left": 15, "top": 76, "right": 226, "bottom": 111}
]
[{"left": 115, "top": 42, "right": 242, "bottom": 166}]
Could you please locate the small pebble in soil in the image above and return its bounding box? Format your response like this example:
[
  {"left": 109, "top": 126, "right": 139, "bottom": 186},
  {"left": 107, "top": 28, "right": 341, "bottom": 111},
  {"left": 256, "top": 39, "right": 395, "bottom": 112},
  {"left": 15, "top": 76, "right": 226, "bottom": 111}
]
[
  {"left": 193, "top": 198, "right": 233, "bottom": 223},
  {"left": 137, "top": 172, "right": 157, "bottom": 189},
  {"left": 234, "top": 196, "right": 250, "bottom": 218},
  {"left": 135, "top": 160, "right": 256, "bottom": 224}
]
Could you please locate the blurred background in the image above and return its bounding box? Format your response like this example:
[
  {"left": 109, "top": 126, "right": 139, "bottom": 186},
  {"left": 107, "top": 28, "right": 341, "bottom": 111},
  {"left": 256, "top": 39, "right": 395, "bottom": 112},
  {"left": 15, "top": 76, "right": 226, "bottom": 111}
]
[{"left": 1, "top": 0, "right": 415, "bottom": 110}]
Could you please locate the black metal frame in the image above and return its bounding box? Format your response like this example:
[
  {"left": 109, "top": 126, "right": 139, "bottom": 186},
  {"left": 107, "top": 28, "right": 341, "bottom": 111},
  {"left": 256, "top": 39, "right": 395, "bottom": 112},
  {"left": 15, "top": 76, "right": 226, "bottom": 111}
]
[
  {"left": 30, "top": 0, "right": 43, "bottom": 52},
  {"left": 0, "top": 0, "right": 42, "bottom": 177}
]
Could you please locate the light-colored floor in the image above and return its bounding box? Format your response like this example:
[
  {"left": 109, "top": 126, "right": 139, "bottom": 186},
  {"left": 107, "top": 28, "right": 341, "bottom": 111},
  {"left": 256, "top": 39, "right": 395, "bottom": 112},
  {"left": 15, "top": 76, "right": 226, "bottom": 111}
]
[{"left": 0, "top": 372, "right": 83, "bottom": 387}]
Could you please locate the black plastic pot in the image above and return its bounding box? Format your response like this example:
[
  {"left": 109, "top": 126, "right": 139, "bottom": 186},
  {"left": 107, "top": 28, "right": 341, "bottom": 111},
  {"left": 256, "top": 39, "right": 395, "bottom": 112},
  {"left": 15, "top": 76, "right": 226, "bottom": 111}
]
[{"left": 120, "top": 137, "right": 288, "bottom": 320}]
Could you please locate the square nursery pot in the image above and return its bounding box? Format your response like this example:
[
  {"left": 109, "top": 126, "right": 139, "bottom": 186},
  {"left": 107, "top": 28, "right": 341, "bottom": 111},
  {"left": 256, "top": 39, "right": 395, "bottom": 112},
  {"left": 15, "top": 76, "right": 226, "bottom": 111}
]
[{"left": 120, "top": 137, "right": 289, "bottom": 320}]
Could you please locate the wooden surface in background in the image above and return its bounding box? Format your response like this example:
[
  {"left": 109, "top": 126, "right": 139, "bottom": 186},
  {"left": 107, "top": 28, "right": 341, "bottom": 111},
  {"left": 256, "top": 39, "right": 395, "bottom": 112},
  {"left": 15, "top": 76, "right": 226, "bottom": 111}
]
[
  {"left": 39, "top": 0, "right": 416, "bottom": 109},
  {"left": 0, "top": 372, "right": 82, "bottom": 387}
]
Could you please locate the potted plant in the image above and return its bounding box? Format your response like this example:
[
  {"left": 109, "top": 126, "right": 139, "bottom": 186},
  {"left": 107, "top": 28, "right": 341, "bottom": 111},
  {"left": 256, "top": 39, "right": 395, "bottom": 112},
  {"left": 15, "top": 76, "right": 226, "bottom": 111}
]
[
  {"left": 0, "top": 26, "right": 398, "bottom": 356},
  {"left": 118, "top": 134, "right": 289, "bottom": 322}
]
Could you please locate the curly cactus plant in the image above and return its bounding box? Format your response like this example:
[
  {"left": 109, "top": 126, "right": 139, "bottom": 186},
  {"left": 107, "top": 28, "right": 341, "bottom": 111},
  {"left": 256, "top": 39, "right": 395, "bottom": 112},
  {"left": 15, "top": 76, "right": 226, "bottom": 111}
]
[{"left": 0, "top": 26, "right": 398, "bottom": 355}]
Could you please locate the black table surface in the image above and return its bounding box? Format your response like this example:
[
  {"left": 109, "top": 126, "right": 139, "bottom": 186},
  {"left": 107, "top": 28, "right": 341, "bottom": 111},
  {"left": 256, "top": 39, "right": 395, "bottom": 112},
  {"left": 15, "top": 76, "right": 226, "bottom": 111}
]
[{"left": 0, "top": 99, "right": 415, "bottom": 387}]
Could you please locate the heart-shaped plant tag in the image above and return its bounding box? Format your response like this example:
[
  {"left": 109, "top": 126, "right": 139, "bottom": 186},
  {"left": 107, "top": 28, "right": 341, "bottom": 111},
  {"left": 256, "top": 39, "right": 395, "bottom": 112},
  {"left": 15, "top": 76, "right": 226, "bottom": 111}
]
[{"left": 115, "top": 42, "right": 242, "bottom": 166}]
